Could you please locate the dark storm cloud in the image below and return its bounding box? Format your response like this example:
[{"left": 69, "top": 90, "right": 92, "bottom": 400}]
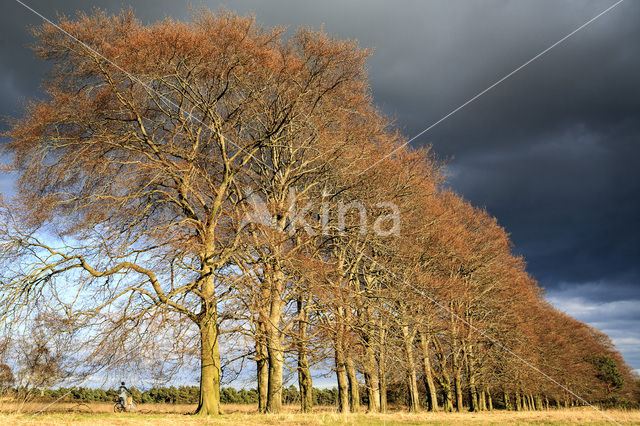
[{"left": 1, "top": 1, "right": 638, "bottom": 368}]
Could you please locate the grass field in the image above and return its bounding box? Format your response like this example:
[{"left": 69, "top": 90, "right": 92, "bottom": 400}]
[{"left": 1, "top": 401, "right": 639, "bottom": 425}]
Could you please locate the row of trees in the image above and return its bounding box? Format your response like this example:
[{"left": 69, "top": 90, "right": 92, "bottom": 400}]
[{"left": 0, "top": 8, "right": 637, "bottom": 416}]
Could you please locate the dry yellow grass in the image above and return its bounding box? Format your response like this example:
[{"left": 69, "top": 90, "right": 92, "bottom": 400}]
[{"left": 0, "top": 401, "right": 639, "bottom": 425}]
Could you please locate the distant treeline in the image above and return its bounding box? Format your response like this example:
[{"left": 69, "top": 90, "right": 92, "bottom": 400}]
[{"left": 4, "top": 385, "right": 340, "bottom": 405}]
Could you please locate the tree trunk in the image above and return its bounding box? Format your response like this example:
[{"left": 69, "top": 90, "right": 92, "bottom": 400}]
[
  {"left": 515, "top": 390, "right": 522, "bottom": 411},
  {"left": 335, "top": 339, "right": 350, "bottom": 413},
  {"left": 298, "top": 364, "right": 313, "bottom": 414},
  {"left": 503, "top": 391, "right": 511, "bottom": 410},
  {"left": 407, "top": 375, "right": 420, "bottom": 413},
  {"left": 465, "top": 347, "right": 478, "bottom": 412},
  {"left": 256, "top": 339, "right": 269, "bottom": 413},
  {"left": 364, "top": 340, "right": 380, "bottom": 412},
  {"left": 297, "top": 297, "right": 313, "bottom": 413},
  {"left": 378, "top": 322, "right": 387, "bottom": 413},
  {"left": 442, "top": 382, "right": 453, "bottom": 413},
  {"left": 195, "top": 316, "right": 221, "bottom": 416},
  {"left": 479, "top": 387, "right": 487, "bottom": 411},
  {"left": 346, "top": 356, "right": 360, "bottom": 413},
  {"left": 528, "top": 394, "right": 535, "bottom": 411},
  {"left": 266, "top": 292, "right": 284, "bottom": 414},
  {"left": 442, "top": 379, "right": 453, "bottom": 412},
  {"left": 255, "top": 314, "right": 269, "bottom": 413},
  {"left": 454, "top": 369, "right": 464, "bottom": 412},
  {"left": 434, "top": 341, "right": 453, "bottom": 412},
  {"left": 343, "top": 308, "right": 359, "bottom": 413},
  {"left": 266, "top": 335, "right": 283, "bottom": 413},
  {"left": 419, "top": 332, "right": 439, "bottom": 411},
  {"left": 486, "top": 387, "right": 493, "bottom": 411},
  {"left": 401, "top": 325, "right": 419, "bottom": 412}
]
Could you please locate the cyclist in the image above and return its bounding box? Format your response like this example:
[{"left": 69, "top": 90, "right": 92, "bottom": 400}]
[{"left": 118, "top": 382, "right": 130, "bottom": 411}]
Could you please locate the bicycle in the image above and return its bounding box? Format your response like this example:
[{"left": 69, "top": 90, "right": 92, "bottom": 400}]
[{"left": 113, "top": 397, "right": 137, "bottom": 413}]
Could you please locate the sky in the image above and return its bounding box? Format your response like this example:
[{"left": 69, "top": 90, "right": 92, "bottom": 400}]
[{"left": 1, "top": 0, "right": 638, "bottom": 382}]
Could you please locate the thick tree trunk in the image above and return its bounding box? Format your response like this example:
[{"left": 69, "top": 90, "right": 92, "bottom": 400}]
[
  {"left": 297, "top": 297, "right": 313, "bottom": 413},
  {"left": 335, "top": 339, "right": 350, "bottom": 413},
  {"left": 486, "top": 387, "right": 493, "bottom": 411},
  {"left": 266, "top": 336, "right": 284, "bottom": 413},
  {"left": 465, "top": 348, "right": 478, "bottom": 412},
  {"left": 527, "top": 394, "right": 534, "bottom": 410},
  {"left": 346, "top": 356, "right": 360, "bottom": 413},
  {"left": 433, "top": 338, "right": 452, "bottom": 412},
  {"left": 442, "top": 379, "right": 453, "bottom": 412},
  {"left": 195, "top": 316, "right": 221, "bottom": 416},
  {"left": 503, "top": 391, "right": 511, "bottom": 410},
  {"left": 407, "top": 374, "right": 420, "bottom": 413},
  {"left": 256, "top": 340, "right": 269, "bottom": 413},
  {"left": 378, "top": 370, "right": 387, "bottom": 413},
  {"left": 298, "top": 357, "right": 313, "bottom": 413},
  {"left": 342, "top": 307, "right": 359, "bottom": 413},
  {"left": 266, "top": 293, "right": 284, "bottom": 414},
  {"left": 536, "top": 395, "right": 543, "bottom": 410},
  {"left": 419, "top": 332, "right": 438, "bottom": 412},
  {"left": 479, "top": 387, "right": 487, "bottom": 411},
  {"left": 515, "top": 390, "right": 522, "bottom": 411},
  {"left": 401, "top": 325, "right": 419, "bottom": 412},
  {"left": 454, "top": 369, "right": 463, "bottom": 412},
  {"left": 364, "top": 341, "right": 381, "bottom": 412}
]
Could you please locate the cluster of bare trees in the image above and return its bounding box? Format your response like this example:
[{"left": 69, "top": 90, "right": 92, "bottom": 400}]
[{"left": 0, "top": 9, "right": 636, "bottom": 416}]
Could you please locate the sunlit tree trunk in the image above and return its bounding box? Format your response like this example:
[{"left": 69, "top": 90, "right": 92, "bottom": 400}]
[
  {"left": 419, "top": 332, "right": 439, "bottom": 411},
  {"left": 346, "top": 356, "right": 360, "bottom": 413},
  {"left": 503, "top": 391, "right": 511, "bottom": 410},
  {"left": 401, "top": 325, "right": 420, "bottom": 412},
  {"left": 256, "top": 340, "right": 269, "bottom": 413},
  {"left": 195, "top": 257, "right": 222, "bottom": 416},
  {"left": 342, "top": 308, "right": 359, "bottom": 413},
  {"left": 335, "top": 337, "right": 350, "bottom": 413},
  {"left": 433, "top": 338, "right": 453, "bottom": 412},
  {"left": 479, "top": 387, "right": 487, "bottom": 411},
  {"left": 454, "top": 370, "right": 464, "bottom": 412},
  {"left": 378, "top": 321, "right": 387, "bottom": 413},
  {"left": 363, "top": 331, "right": 380, "bottom": 412},
  {"left": 266, "top": 273, "right": 285, "bottom": 414},
  {"left": 440, "top": 376, "right": 454, "bottom": 412},
  {"left": 297, "top": 297, "right": 313, "bottom": 413},
  {"left": 255, "top": 317, "right": 269, "bottom": 413},
  {"left": 465, "top": 347, "right": 478, "bottom": 412},
  {"left": 195, "top": 312, "right": 221, "bottom": 416}
]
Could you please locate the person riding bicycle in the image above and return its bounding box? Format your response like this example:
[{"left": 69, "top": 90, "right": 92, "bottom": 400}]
[{"left": 118, "top": 382, "right": 130, "bottom": 410}]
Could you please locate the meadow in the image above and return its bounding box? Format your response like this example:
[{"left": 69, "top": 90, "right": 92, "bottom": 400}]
[{"left": 1, "top": 401, "right": 640, "bottom": 425}]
